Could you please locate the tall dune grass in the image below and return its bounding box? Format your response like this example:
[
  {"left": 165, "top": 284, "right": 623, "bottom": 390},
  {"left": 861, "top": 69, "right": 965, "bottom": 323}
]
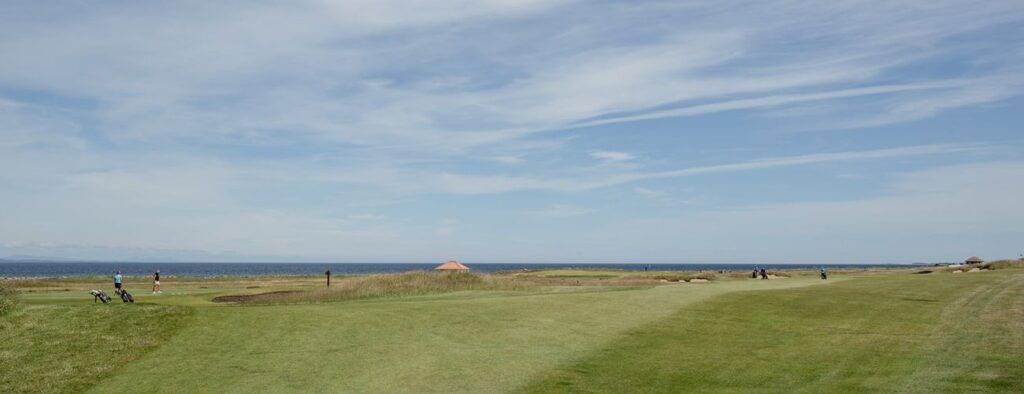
[
  {"left": 980, "top": 259, "right": 1024, "bottom": 270},
  {"left": 224, "top": 271, "right": 536, "bottom": 304}
]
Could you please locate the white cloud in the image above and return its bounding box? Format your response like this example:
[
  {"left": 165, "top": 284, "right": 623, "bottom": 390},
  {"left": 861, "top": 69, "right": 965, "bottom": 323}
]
[
  {"left": 490, "top": 156, "right": 525, "bottom": 165},
  {"left": 590, "top": 151, "right": 634, "bottom": 162},
  {"left": 528, "top": 204, "right": 594, "bottom": 219},
  {"left": 569, "top": 79, "right": 970, "bottom": 129},
  {"left": 633, "top": 187, "right": 665, "bottom": 197}
]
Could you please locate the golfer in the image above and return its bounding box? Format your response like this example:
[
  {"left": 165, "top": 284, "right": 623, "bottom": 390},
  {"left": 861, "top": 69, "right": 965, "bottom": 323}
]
[
  {"left": 114, "top": 270, "right": 123, "bottom": 293},
  {"left": 153, "top": 269, "right": 162, "bottom": 294}
]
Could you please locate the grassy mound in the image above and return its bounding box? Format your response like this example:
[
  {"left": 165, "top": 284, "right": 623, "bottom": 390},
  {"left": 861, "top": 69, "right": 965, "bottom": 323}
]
[
  {"left": 0, "top": 304, "right": 193, "bottom": 393},
  {"left": 981, "top": 259, "right": 1024, "bottom": 270},
  {"left": 218, "top": 271, "right": 535, "bottom": 304}
]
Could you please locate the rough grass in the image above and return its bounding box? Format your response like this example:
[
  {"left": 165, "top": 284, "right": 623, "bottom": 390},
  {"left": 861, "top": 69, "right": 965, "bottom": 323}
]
[
  {"left": 520, "top": 268, "right": 722, "bottom": 282},
  {"left": 0, "top": 281, "right": 17, "bottom": 316},
  {"left": 651, "top": 271, "right": 718, "bottom": 282},
  {"left": 0, "top": 303, "right": 193, "bottom": 393},
  {"left": 219, "top": 271, "right": 536, "bottom": 304},
  {"left": 515, "top": 268, "right": 627, "bottom": 278},
  {"left": 981, "top": 259, "right": 1024, "bottom": 270}
]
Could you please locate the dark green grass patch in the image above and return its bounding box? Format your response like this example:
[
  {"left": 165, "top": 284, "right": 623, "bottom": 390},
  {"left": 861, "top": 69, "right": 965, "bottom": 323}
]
[{"left": 0, "top": 303, "right": 193, "bottom": 393}]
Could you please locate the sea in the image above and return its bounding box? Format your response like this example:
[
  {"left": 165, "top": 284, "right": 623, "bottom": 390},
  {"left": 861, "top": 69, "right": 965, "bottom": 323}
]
[{"left": 0, "top": 261, "right": 907, "bottom": 278}]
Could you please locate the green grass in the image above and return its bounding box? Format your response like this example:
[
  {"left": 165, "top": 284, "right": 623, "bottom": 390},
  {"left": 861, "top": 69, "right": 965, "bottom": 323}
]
[
  {"left": 0, "top": 303, "right": 193, "bottom": 393},
  {"left": 522, "top": 270, "right": 1024, "bottom": 393},
  {"left": 3, "top": 269, "right": 1021, "bottom": 393},
  {"left": 90, "top": 277, "right": 821, "bottom": 393}
]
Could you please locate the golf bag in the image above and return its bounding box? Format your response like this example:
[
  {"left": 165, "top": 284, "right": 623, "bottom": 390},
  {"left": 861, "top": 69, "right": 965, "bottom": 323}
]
[
  {"left": 90, "top": 290, "right": 111, "bottom": 303},
  {"left": 115, "top": 288, "right": 135, "bottom": 303}
]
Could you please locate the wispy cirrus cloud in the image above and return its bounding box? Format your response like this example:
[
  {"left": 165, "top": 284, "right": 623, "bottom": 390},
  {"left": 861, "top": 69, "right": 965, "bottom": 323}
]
[
  {"left": 374, "top": 143, "right": 990, "bottom": 195},
  {"left": 3, "top": 1, "right": 1021, "bottom": 152}
]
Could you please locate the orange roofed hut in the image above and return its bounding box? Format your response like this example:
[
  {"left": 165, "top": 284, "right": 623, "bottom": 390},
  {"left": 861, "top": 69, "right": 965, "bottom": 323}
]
[
  {"left": 435, "top": 260, "right": 470, "bottom": 271},
  {"left": 964, "top": 256, "right": 984, "bottom": 264}
]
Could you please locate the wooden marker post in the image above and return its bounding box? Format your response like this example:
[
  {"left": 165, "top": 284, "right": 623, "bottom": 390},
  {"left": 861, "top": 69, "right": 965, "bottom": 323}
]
[{"left": 325, "top": 269, "right": 331, "bottom": 287}]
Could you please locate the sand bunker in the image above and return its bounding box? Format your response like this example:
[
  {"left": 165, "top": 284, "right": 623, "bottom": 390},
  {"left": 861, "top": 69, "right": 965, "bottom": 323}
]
[{"left": 212, "top": 290, "right": 302, "bottom": 303}]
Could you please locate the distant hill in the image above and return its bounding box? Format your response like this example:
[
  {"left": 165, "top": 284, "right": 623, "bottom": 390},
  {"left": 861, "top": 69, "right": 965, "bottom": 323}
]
[{"left": 0, "top": 255, "right": 84, "bottom": 263}]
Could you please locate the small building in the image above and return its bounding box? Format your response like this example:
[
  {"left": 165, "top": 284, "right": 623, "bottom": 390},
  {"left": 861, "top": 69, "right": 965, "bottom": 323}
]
[
  {"left": 964, "top": 256, "right": 984, "bottom": 264},
  {"left": 435, "top": 260, "right": 470, "bottom": 271}
]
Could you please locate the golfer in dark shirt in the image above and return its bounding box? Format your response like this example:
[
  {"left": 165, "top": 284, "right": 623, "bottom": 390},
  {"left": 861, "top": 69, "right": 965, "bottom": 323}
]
[{"left": 153, "top": 270, "right": 162, "bottom": 294}]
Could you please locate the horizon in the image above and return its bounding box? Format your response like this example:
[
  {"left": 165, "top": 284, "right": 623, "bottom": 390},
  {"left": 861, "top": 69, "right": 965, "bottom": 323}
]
[
  {"left": 2, "top": 1, "right": 1023, "bottom": 263},
  {"left": 0, "top": 256, "right": 978, "bottom": 266}
]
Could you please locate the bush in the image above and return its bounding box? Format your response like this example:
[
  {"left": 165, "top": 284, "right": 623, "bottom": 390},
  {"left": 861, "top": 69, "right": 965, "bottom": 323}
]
[{"left": 0, "top": 282, "right": 18, "bottom": 316}]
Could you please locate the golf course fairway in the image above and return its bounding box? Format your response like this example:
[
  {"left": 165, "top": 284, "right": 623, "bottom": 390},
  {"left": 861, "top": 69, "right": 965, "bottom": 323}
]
[{"left": 3, "top": 268, "right": 1022, "bottom": 393}]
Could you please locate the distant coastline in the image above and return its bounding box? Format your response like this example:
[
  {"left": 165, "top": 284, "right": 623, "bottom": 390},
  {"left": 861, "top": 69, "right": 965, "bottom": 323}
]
[{"left": 0, "top": 261, "right": 909, "bottom": 279}]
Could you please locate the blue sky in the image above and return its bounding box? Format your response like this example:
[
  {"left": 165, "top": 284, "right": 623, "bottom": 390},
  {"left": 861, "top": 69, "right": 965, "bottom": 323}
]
[{"left": 1, "top": 1, "right": 1022, "bottom": 263}]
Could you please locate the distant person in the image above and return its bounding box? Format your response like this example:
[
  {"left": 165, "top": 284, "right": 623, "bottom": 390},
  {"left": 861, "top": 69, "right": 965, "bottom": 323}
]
[
  {"left": 760, "top": 268, "right": 768, "bottom": 280},
  {"left": 114, "top": 270, "right": 123, "bottom": 293},
  {"left": 752, "top": 267, "right": 759, "bottom": 279},
  {"left": 325, "top": 268, "right": 332, "bottom": 287},
  {"left": 820, "top": 267, "right": 827, "bottom": 280},
  {"left": 153, "top": 269, "right": 162, "bottom": 293}
]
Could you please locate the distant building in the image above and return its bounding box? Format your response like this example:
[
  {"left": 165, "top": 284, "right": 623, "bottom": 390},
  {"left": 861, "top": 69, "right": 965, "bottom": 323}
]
[
  {"left": 964, "top": 256, "right": 984, "bottom": 264},
  {"left": 435, "top": 260, "right": 470, "bottom": 271}
]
